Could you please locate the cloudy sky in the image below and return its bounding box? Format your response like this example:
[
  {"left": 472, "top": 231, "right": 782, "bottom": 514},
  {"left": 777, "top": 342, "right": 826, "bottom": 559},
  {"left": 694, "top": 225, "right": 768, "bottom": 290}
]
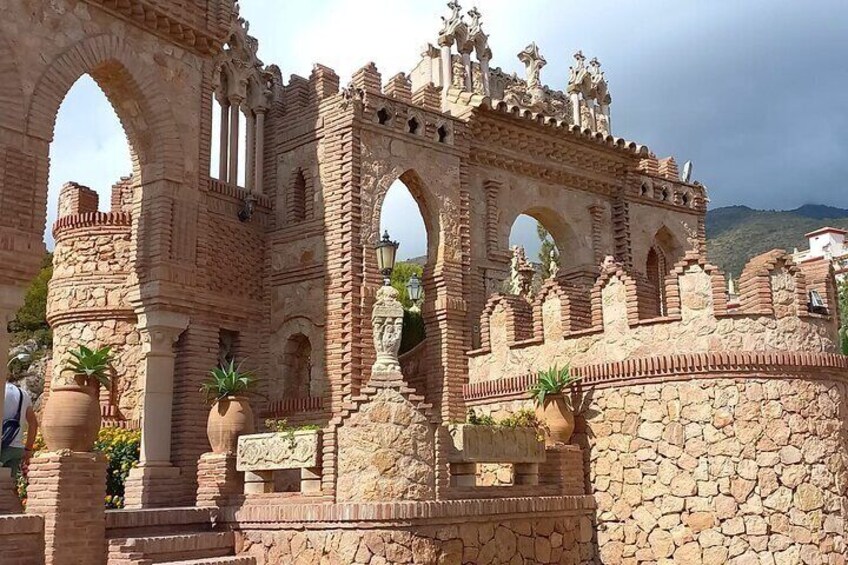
[{"left": 47, "top": 1, "right": 847, "bottom": 257}]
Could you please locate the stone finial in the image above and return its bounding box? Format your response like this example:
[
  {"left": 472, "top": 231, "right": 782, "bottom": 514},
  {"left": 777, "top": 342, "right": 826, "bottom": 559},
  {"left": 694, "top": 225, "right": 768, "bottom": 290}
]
[
  {"left": 549, "top": 249, "right": 560, "bottom": 279},
  {"left": 509, "top": 245, "right": 535, "bottom": 297},
  {"left": 438, "top": 0, "right": 466, "bottom": 46},
  {"left": 518, "top": 42, "right": 546, "bottom": 92},
  {"left": 371, "top": 285, "right": 404, "bottom": 382},
  {"left": 567, "top": 50, "right": 590, "bottom": 96}
]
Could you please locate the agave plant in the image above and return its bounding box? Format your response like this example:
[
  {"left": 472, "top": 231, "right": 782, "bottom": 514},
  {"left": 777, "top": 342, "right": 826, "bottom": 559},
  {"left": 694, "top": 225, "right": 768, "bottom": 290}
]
[
  {"left": 529, "top": 364, "right": 581, "bottom": 407},
  {"left": 200, "top": 359, "right": 257, "bottom": 404},
  {"left": 62, "top": 345, "right": 115, "bottom": 388}
]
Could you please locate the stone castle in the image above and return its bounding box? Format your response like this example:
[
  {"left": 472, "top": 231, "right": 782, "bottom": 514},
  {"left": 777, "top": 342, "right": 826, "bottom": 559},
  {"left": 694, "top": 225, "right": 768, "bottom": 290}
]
[{"left": 0, "top": 1, "right": 844, "bottom": 564}]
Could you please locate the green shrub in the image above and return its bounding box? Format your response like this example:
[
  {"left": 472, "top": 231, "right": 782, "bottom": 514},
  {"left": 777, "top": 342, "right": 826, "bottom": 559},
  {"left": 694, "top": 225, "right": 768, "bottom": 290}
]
[
  {"left": 200, "top": 359, "right": 257, "bottom": 403},
  {"left": 17, "top": 427, "right": 139, "bottom": 509},
  {"left": 529, "top": 364, "right": 580, "bottom": 407},
  {"left": 94, "top": 427, "right": 140, "bottom": 509}
]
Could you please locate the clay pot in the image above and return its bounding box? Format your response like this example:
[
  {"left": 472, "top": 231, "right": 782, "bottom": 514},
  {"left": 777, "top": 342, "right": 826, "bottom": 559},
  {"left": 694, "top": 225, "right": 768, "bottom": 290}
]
[
  {"left": 206, "top": 396, "right": 255, "bottom": 454},
  {"left": 536, "top": 394, "right": 575, "bottom": 445},
  {"left": 42, "top": 381, "right": 101, "bottom": 452}
]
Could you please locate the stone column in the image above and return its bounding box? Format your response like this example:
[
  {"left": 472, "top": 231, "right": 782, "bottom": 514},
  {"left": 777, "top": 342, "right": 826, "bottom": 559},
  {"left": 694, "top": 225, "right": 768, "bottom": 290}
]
[
  {"left": 479, "top": 55, "right": 491, "bottom": 97},
  {"left": 439, "top": 40, "right": 453, "bottom": 96},
  {"left": 124, "top": 311, "right": 188, "bottom": 508},
  {"left": 227, "top": 96, "right": 242, "bottom": 185},
  {"left": 253, "top": 108, "right": 266, "bottom": 193},
  {"left": 244, "top": 110, "right": 255, "bottom": 192},
  {"left": 217, "top": 97, "right": 230, "bottom": 181},
  {"left": 27, "top": 451, "right": 107, "bottom": 565},
  {"left": 0, "top": 285, "right": 24, "bottom": 513},
  {"left": 460, "top": 47, "right": 474, "bottom": 91},
  {"left": 570, "top": 92, "right": 581, "bottom": 126}
]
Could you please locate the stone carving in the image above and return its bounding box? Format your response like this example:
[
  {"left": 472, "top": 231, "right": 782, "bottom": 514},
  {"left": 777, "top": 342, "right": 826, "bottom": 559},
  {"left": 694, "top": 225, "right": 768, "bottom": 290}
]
[
  {"left": 446, "top": 424, "right": 545, "bottom": 463},
  {"left": 548, "top": 249, "right": 560, "bottom": 279},
  {"left": 371, "top": 285, "right": 404, "bottom": 377},
  {"left": 518, "top": 43, "right": 546, "bottom": 99},
  {"left": 567, "top": 51, "right": 612, "bottom": 134},
  {"left": 509, "top": 245, "right": 535, "bottom": 297},
  {"left": 213, "top": 11, "right": 274, "bottom": 112},
  {"left": 438, "top": 0, "right": 466, "bottom": 46},
  {"left": 499, "top": 44, "right": 572, "bottom": 121},
  {"left": 236, "top": 430, "right": 320, "bottom": 472}
]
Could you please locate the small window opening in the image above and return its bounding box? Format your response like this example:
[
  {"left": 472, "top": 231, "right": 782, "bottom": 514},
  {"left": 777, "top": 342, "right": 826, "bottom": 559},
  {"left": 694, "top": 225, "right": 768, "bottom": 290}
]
[
  {"left": 661, "top": 187, "right": 669, "bottom": 201},
  {"left": 437, "top": 125, "right": 449, "bottom": 143},
  {"left": 407, "top": 117, "right": 420, "bottom": 134},
  {"left": 681, "top": 193, "right": 690, "bottom": 206},
  {"left": 640, "top": 183, "right": 649, "bottom": 196},
  {"left": 377, "top": 108, "right": 390, "bottom": 125}
]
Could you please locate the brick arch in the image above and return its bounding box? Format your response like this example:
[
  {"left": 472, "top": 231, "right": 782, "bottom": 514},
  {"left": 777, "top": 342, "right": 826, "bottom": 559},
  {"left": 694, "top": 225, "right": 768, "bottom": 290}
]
[
  {"left": 25, "top": 34, "right": 183, "bottom": 180},
  {"left": 0, "top": 34, "right": 25, "bottom": 134},
  {"left": 367, "top": 168, "right": 440, "bottom": 261},
  {"left": 503, "top": 206, "right": 594, "bottom": 268}
]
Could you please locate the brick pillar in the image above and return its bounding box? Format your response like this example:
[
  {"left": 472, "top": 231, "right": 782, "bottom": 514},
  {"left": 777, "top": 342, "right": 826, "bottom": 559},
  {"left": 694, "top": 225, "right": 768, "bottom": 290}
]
[
  {"left": 195, "top": 453, "right": 241, "bottom": 507},
  {"left": 26, "top": 452, "right": 106, "bottom": 565}
]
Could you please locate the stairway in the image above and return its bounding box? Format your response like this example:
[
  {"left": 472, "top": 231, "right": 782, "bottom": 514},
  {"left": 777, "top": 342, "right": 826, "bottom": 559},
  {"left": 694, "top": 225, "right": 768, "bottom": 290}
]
[{"left": 106, "top": 507, "right": 255, "bottom": 565}]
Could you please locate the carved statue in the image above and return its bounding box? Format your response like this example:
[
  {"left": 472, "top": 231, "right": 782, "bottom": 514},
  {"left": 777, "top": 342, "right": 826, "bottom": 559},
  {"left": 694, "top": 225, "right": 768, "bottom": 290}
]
[
  {"left": 370, "top": 285, "right": 404, "bottom": 378},
  {"left": 509, "top": 245, "right": 535, "bottom": 297},
  {"left": 518, "top": 42, "right": 546, "bottom": 95},
  {"left": 567, "top": 51, "right": 590, "bottom": 95},
  {"left": 549, "top": 249, "right": 559, "bottom": 279}
]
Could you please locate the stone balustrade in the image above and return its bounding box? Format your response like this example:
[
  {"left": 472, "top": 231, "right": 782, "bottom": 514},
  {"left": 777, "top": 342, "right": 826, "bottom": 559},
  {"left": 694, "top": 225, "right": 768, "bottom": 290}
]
[
  {"left": 445, "top": 424, "right": 545, "bottom": 487},
  {"left": 236, "top": 430, "right": 322, "bottom": 495}
]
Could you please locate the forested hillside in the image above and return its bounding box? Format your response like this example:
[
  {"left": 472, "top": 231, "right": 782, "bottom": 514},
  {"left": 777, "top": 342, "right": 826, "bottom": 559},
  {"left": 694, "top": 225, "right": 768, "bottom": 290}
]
[{"left": 706, "top": 205, "right": 848, "bottom": 277}]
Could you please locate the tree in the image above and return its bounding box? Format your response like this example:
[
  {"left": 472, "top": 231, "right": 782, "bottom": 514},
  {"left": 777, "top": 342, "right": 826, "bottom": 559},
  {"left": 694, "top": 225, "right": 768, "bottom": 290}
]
[
  {"left": 390, "top": 261, "right": 424, "bottom": 310},
  {"left": 8, "top": 253, "right": 53, "bottom": 347},
  {"left": 537, "top": 222, "right": 559, "bottom": 279}
]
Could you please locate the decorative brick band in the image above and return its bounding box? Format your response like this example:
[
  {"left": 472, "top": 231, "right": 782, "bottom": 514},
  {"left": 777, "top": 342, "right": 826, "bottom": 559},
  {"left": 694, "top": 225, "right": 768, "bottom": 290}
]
[
  {"left": 265, "top": 396, "right": 325, "bottom": 416},
  {"left": 464, "top": 351, "right": 848, "bottom": 404},
  {"left": 52, "top": 211, "right": 132, "bottom": 237},
  {"left": 219, "top": 494, "right": 594, "bottom": 526},
  {"left": 208, "top": 178, "right": 273, "bottom": 208}
]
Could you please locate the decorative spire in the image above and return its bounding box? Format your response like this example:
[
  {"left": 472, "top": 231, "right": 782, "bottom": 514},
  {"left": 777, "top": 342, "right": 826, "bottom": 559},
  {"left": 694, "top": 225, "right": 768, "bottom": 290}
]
[
  {"left": 438, "top": 1, "right": 466, "bottom": 46},
  {"left": 517, "top": 42, "right": 546, "bottom": 91}
]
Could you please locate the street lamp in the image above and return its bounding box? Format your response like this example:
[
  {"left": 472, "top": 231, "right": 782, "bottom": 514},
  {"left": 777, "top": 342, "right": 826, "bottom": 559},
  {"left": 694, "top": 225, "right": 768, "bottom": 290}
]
[
  {"left": 375, "top": 230, "right": 399, "bottom": 286},
  {"left": 406, "top": 273, "right": 423, "bottom": 311}
]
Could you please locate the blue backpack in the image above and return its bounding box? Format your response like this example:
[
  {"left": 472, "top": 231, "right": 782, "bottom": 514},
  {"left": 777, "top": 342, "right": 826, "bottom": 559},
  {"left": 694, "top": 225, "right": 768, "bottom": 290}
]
[{"left": 2, "top": 387, "right": 23, "bottom": 450}]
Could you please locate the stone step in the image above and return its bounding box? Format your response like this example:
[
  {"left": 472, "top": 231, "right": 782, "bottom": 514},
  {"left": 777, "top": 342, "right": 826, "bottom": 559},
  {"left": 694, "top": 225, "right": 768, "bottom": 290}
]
[
  {"left": 108, "top": 531, "right": 235, "bottom": 564},
  {"left": 158, "top": 557, "right": 255, "bottom": 565}
]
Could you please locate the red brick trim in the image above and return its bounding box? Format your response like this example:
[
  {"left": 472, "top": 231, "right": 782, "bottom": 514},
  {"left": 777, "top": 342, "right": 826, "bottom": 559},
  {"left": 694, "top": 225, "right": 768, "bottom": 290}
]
[
  {"left": 52, "top": 211, "right": 132, "bottom": 238},
  {"left": 464, "top": 351, "right": 848, "bottom": 404}
]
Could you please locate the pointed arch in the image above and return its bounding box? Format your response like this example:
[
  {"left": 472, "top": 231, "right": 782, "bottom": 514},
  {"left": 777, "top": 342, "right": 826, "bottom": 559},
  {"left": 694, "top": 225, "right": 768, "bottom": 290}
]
[{"left": 25, "top": 34, "right": 184, "bottom": 181}]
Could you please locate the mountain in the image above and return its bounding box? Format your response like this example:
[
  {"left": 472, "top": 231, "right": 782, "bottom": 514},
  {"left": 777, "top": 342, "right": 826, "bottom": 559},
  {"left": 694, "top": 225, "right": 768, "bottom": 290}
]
[{"left": 706, "top": 204, "right": 848, "bottom": 278}]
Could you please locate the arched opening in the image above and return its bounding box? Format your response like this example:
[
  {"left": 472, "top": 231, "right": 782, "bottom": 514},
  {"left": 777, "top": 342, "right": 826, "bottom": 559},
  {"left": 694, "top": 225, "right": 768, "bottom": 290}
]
[
  {"left": 645, "top": 226, "right": 681, "bottom": 316},
  {"left": 39, "top": 74, "right": 136, "bottom": 421},
  {"left": 287, "top": 168, "right": 310, "bottom": 223},
  {"left": 281, "top": 333, "right": 313, "bottom": 398}
]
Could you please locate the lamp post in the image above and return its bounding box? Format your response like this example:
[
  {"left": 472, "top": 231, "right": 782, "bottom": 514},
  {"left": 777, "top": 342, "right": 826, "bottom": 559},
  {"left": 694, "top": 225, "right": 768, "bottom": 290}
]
[
  {"left": 375, "top": 230, "right": 399, "bottom": 286},
  {"left": 406, "top": 273, "right": 423, "bottom": 312}
]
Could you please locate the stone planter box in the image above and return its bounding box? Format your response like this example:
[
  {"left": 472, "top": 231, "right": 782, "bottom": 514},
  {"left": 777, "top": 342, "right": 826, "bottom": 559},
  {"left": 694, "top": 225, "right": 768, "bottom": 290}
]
[
  {"left": 445, "top": 424, "right": 545, "bottom": 464},
  {"left": 236, "top": 430, "right": 320, "bottom": 471},
  {"left": 236, "top": 430, "right": 322, "bottom": 495}
]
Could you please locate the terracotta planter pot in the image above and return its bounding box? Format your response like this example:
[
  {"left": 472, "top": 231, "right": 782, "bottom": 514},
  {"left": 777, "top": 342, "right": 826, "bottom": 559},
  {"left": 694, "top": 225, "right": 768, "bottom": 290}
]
[
  {"left": 207, "top": 396, "right": 255, "bottom": 454},
  {"left": 536, "top": 394, "right": 575, "bottom": 445},
  {"left": 42, "top": 382, "right": 101, "bottom": 452}
]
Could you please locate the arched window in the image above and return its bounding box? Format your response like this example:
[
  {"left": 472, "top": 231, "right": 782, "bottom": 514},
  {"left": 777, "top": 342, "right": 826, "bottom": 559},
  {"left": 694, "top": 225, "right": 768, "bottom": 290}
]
[
  {"left": 287, "top": 168, "right": 310, "bottom": 223},
  {"left": 646, "top": 246, "right": 667, "bottom": 316},
  {"left": 282, "top": 333, "right": 312, "bottom": 398}
]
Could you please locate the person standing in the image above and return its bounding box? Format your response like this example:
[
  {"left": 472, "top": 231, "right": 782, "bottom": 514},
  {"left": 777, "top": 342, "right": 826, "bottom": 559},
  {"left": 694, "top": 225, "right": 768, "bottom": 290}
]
[{"left": 2, "top": 378, "right": 38, "bottom": 479}]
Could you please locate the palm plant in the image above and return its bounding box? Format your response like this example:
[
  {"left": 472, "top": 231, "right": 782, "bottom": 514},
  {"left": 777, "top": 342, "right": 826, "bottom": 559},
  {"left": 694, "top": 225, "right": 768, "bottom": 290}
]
[
  {"left": 200, "top": 359, "right": 256, "bottom": 404},
  {"left": 529, "top": 364, "right": 581, "bottom": 407},
  {"left": 62, "top": 345, "right": 114, "bottom": 388}
]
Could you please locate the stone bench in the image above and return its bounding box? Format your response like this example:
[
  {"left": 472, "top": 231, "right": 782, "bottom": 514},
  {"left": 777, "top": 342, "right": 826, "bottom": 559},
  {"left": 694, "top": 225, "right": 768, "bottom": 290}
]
[
  {"left": 236, "top": 430, "right": 321, "bottom": 495},
  {"left": 445, "top": 424, "right": 545, "bottom": 487}
]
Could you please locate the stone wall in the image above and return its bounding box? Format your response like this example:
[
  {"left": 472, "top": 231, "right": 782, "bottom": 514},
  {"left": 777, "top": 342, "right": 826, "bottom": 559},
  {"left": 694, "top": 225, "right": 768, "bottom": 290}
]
[
  {"left": 469, "top": 255, "right": 837, "bottom": 384},
  {"left": 580, "top": 376, "right": 847, "bottom": 564},
  {"left": 336, "top": 388, "right": 435, "bottom": 502}
]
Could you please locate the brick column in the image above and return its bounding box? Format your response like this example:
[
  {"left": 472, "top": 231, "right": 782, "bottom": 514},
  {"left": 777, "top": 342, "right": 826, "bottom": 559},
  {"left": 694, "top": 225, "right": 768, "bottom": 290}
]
[
  {"left": 124, "top": 311, "right": 188, "bottom": 508},
  {"left": 0, "top": 285, "right": 25, "bottom": 513},
  {"left": 26, "top": 452, "right": 106, "bottom": 565},
  {"left": 195, "top": 453, "right": 241, "bottom": 507}
]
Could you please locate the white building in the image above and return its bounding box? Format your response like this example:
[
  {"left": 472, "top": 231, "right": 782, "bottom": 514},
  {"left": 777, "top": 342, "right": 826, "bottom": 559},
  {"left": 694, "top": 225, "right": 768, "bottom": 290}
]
[{"left": 794, "top": 226, "right": 848, "bottom": 281}]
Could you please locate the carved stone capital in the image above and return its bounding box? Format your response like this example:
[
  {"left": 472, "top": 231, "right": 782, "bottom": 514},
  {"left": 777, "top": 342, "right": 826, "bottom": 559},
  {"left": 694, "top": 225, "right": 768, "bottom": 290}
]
[
  {"left": 371, "top": 286, "right": 404, "bottom": 379},
  {"left": 137, "top": 311, "right": 189, "bottom": 356}
]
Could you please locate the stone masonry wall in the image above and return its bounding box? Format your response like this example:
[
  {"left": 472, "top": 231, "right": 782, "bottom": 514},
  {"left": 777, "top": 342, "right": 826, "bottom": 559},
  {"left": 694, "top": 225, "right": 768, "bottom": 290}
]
[
  {"left": 237, "top": 514, "right": 595, "bottom": 565},
  {"left": 578, "top": 377, "right": 847, "bottom": 564},
  {"left": 336, "top": 388, "right": 435, "bottom": 502}
]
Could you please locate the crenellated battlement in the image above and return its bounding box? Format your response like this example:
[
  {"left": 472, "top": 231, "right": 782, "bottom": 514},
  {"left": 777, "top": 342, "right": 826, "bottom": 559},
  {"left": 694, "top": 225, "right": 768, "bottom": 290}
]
[{"left": 469, "top": 249, "right": 840, "bottom": 384}]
